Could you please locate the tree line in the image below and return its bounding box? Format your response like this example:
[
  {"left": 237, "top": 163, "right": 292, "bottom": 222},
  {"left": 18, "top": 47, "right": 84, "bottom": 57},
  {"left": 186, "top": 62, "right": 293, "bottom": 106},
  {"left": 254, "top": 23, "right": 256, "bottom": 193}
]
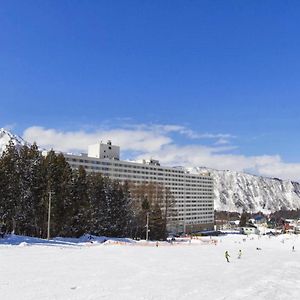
[{"left": 0, "top": 142, "right": 176, "bottom": 240}]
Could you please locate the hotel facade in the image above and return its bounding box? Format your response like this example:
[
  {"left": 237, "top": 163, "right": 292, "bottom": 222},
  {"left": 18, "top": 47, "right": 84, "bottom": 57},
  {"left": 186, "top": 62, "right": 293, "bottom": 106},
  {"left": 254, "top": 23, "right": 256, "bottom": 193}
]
[{"left": 62, "top": 141, "right": 214, "bottom": 233}]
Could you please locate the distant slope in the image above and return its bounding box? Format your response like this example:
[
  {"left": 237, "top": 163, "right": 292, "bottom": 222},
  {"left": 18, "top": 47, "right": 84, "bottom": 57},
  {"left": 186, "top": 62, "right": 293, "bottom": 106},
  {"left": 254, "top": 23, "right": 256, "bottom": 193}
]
[{"left": 193, "top": 167, "right": 300, "bottom": 213}]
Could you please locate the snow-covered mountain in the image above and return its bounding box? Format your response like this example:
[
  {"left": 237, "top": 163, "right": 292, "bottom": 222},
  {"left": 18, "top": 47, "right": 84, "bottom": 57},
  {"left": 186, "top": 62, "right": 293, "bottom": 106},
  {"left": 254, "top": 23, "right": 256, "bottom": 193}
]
[
  {"left": 2, "top": 127, "right": 300, "bottom": 213},
  {"left": 192, "top": 167, "right": 300, "bottom": 213},
  {"left": 0, "top": 128, "right": 26, "bottom": 154}
]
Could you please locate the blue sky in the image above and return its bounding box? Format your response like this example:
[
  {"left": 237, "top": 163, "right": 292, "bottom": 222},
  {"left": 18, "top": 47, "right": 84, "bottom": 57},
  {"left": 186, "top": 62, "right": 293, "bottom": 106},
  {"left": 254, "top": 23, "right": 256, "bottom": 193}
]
[{"left": 1, "top": 1, "right": 300, "bottom": 180}]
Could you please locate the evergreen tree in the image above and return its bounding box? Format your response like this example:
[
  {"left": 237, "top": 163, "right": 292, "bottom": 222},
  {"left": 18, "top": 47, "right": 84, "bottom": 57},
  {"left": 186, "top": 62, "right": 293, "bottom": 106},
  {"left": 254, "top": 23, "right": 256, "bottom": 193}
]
[
  {"left": 0, "top": 141, "right": 21, "bottom": 233},
  {"left": 29, "top": 144, "right": 47, "bottom": 237},
  {"left": 0, "top": 140, "right": 178, "bottom": 240},
  {"left": 0, "top": 155, "right": 6, "bottom": 225},
  {"left": 18, "top": 143, "right": 47, "bottom": 236},
  {"left": 87, "top": 176, "right": 133, "bottom": 238},
  {"left": 69, "top": 166, "right": 89, "bottom": 237},
  {"left": 141, "top": 196, "right": 150, "bottom": 211},
  {"left": 54, "top": 153, "right": 73, "bottom": 237},
  {"left": 149, "top": 202, "right": 165, "bottom": 240},
  {"left": 44, "top": 151, "right": 73, "bottom": 237},
  {"left": 104, "top": 180, "right": 132, "bottom": 237},
  {"left": 120, "top": 181, "right": 133, "bottom": 236},
  {"left": 239, "top": 211, "right": 249, "bottom": 227},
  {"left": 102, "top": 179, "right": 119, "bottom": 236},
  {"left": 43, "top": 150, "right": 57, "bottom": 237},
  {"left": 87, "top": 173, "right": 106, "bottom": 236}
]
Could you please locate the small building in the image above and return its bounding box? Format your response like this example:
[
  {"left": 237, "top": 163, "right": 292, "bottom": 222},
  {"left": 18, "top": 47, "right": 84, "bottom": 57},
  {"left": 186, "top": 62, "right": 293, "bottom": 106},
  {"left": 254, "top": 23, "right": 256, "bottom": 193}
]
[
  {"left": 253, "top": 215, "right": 267, "bottom": 224},
  {"left": 240, "top": 226, "right": 260, "bottom": 235},
  {"left": 294, "top": 225, "right": 300, "bottom": 234}
]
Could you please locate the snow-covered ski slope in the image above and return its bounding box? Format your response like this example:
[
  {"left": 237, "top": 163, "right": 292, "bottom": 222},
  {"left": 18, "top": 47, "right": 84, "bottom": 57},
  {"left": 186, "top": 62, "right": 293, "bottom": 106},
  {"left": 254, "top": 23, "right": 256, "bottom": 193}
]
[{"left": 1, "top": 234, "right": 300, "bottom": 299}]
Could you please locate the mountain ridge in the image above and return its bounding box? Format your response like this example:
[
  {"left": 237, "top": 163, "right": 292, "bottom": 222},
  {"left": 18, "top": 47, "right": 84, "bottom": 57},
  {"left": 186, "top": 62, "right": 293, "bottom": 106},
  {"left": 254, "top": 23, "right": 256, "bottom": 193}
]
[
  {"left": 191, "top": 167, "right": 300, "bottom": 213},
  {"left": 0, "top": 128, "right": 26, "bottom": 154},
  {"left": 1, "top": 128, "right": 300, "bottom": 213}
]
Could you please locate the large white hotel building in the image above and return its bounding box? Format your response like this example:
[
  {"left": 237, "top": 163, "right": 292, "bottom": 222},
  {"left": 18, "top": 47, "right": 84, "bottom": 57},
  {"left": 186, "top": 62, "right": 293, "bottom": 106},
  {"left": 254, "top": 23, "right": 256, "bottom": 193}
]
[{"left": 63, "top": 141, "right": 214, "bottom": 233}]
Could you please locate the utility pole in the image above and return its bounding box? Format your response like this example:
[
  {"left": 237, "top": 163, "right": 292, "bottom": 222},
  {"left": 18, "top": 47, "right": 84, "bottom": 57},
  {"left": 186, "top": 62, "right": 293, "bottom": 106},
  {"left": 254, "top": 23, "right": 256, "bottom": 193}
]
[
  {"left": 47, "top": 191, "right": 54, "bottom": 240},
  {"left": 146, "top": 212, "right": 150, "bottom": 241},
  {"left": 183, "top": 175, "right": 187, "bottom": 235}
]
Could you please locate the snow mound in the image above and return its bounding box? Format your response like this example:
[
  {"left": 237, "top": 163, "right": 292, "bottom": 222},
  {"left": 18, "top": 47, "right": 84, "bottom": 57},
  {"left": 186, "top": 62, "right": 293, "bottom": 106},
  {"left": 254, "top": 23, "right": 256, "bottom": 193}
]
[
  {"left": 18, "top": 242, "right": 29, "bottom": 247},
  {"left": 0, "top": 234, "right": 136, "bottom": 247}
]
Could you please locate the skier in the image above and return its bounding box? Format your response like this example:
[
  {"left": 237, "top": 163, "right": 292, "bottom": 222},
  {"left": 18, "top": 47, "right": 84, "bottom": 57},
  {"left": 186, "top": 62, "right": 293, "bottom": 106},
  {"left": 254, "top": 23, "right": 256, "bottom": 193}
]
[
  {"left": 292, "top": 246, "right": 295, "bottom": 252},
  {"left": 225, "top": 251, "right": 230, "bottom": 263},
  {"left": 238, "top": 249, "right": 242, "bottom": 259}
]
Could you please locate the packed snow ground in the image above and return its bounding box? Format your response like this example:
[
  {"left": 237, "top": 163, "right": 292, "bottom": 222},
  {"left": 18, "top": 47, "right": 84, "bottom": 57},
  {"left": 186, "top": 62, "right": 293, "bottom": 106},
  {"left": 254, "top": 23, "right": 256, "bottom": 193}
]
[{"left": 1, "top": 234, "right": 300, "bottom": 300}]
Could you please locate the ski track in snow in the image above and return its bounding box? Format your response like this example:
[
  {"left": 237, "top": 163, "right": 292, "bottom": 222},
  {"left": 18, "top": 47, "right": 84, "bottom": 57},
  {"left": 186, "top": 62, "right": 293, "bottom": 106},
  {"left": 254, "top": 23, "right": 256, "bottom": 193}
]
[{"left": 1, "top": 234, "right": 300, "bottom": 299}]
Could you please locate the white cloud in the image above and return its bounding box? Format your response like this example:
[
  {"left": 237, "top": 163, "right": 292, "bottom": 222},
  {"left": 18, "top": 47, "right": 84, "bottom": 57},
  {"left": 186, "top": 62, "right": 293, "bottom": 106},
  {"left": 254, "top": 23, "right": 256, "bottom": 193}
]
[
  {"left": 134, "top": 144, "right": 278, "bottom": 173},
  {"left": 215, "top": 138, "right": 231, "bottom": 145},
  {"left": 22, "top": 124, "right": 300, "bottom": 182},
  {"left": 119, "top": 123, "right": 235, "bottom": 141},
  {"left": 23, "top": 126, "right": 172, "bottom": 153},
  {"left": 256, "top": 162, "right": 300, "bottom": 182}
]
